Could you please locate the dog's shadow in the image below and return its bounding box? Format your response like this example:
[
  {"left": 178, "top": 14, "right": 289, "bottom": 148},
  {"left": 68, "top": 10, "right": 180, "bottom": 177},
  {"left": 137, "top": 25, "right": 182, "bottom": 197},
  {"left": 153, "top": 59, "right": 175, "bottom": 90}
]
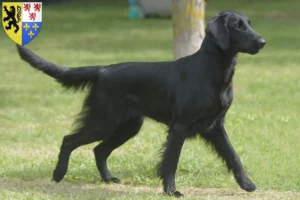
[
  {"left": 2, "top": 164, "right": 165, "bottom": 198},
  {"left": 3, "top": 162, "right": 105, "bottom": 183},
  {"left": 0, "top": 178, "right": 162, "bottom": 200},
  {"left": 0, "top": 176, "right": 264, "bottom": 200},
  {"left": 2, "top": 164, "right": 266, "bottom": 199}
]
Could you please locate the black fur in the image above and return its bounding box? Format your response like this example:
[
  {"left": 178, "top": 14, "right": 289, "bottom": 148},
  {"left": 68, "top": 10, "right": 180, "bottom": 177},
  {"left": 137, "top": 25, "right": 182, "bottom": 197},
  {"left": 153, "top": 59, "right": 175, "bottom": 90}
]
[{"left": 16, "top": 11, "right": 265, "bottom": 197}]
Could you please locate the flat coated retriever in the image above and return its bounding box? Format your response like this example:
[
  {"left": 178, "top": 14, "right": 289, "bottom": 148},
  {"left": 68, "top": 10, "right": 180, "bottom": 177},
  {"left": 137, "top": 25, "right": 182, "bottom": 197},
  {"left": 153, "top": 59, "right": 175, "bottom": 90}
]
[{"left": 16, "top": 11, "right": 265, "bottom": 197}]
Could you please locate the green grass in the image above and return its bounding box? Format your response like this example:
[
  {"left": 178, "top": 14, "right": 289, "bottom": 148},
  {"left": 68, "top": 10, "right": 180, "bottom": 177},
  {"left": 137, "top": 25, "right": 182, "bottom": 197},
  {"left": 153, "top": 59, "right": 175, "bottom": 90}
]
[{"left": 0, "top": 0, "right": 300, "bottom": 199}]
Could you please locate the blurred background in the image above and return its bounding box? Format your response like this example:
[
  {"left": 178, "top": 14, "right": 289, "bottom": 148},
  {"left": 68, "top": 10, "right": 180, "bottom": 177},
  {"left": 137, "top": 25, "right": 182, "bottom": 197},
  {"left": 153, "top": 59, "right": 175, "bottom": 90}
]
[{"left": 0, "top": 0, "right": 299, "bottom": 199}]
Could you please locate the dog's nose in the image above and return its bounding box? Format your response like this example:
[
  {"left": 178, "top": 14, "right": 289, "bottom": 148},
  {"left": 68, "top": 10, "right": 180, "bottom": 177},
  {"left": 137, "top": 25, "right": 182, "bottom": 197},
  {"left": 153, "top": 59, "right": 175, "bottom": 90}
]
[{"left": 258, "top": 38, "right": 266, "bottom": 48}]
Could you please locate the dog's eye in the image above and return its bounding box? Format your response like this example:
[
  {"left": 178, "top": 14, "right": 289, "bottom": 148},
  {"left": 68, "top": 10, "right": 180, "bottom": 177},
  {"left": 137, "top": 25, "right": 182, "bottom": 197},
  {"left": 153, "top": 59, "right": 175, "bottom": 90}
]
[
  {"left": 248, "top": 20, "right": 251, "bottom": 25},
  {"left": 237, "top": 21, "right": 246, "bottom": 30},
  {"left": 237, "top": 21, "right": 243, "bottom": 29}
]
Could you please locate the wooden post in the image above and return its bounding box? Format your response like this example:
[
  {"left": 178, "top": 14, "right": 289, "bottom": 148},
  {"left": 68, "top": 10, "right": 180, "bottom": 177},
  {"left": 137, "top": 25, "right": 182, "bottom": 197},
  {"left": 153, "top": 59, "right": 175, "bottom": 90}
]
[{"left": 172, "top": 0, "right": 205, "bottom": 60}]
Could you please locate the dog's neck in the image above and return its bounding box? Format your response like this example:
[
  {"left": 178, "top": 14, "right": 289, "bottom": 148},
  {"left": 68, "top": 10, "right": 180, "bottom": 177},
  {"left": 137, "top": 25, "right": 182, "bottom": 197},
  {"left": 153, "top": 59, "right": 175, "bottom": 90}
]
[
  {"left": 197, "top": 34, "right": 237, "bottom": 84},
  {"left": 199, "top": 34, "right": 237, "bottom": 64}
]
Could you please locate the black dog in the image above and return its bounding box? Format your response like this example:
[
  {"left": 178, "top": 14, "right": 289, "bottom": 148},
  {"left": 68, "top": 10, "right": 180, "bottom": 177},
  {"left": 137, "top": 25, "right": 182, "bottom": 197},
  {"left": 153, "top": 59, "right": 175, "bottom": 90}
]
[{"left": 16, "top": 11, "right": 265, "bottom": 197}]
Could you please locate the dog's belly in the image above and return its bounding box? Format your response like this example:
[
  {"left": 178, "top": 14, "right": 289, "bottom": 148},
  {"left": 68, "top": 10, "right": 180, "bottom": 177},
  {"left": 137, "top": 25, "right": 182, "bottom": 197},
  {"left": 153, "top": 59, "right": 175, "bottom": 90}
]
[
  {"left": 122, "top": 94, "right": 172, "bottom": 124},
  {"left": 136, "top": 100, "right": 225, "bottom": 131},
  {"left": 124, "top": 85, "right": 233, "bottom": 132},
  {"left": 138, "top": 104, "right": 173, "bottom": 125}
]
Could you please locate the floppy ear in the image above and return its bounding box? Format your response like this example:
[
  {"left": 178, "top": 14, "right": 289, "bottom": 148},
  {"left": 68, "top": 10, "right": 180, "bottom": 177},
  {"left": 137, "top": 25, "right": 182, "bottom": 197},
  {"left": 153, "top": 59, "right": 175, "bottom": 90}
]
[{"left": 206, "top": 14, "right": 230, "bottom": 50}]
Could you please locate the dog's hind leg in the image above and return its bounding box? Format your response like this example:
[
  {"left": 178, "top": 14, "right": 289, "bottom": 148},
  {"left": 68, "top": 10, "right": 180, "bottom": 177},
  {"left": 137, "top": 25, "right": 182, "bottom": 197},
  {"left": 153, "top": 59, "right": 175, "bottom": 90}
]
[
  {"left": 52, "top": 130, "right": 99, "bottom": 183},
  {"left": 202, "top": 121, "right": 256, "bottom": 192},
  {"left": 94, "top": 116, "right": 144, "bottom": 183},
  {"left": 52, "top": 116, "right": 116, "bottom": 183},
  {"left": 53, "top": 90, "right": 118, "bottom": 183}
]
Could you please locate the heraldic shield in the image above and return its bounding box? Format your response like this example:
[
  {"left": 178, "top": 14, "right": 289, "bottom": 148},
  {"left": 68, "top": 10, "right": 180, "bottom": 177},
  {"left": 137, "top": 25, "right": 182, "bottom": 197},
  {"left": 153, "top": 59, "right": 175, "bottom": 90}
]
[{"left": 2, "top": 2, "right": 42, "bottom": 46}]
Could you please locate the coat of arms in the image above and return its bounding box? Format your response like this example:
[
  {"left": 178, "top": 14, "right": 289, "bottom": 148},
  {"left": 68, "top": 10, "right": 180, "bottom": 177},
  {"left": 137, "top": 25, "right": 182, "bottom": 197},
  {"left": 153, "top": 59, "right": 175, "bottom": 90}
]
[{"left": 2, "top": 2, "right": 42, "bottom": 46}]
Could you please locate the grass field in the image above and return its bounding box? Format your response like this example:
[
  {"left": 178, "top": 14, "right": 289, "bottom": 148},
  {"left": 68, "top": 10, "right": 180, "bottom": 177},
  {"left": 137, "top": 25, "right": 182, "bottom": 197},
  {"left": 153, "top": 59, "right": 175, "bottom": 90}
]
[{"left": 0, "top": 0, "right": 300, "bottom": 199}]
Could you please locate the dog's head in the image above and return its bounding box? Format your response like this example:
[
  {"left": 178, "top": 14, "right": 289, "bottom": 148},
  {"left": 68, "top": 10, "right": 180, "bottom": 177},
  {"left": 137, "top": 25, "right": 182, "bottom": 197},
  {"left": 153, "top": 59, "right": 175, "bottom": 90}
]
[{"left": 206, "top": 11, "right": 265, "bottom": 54}]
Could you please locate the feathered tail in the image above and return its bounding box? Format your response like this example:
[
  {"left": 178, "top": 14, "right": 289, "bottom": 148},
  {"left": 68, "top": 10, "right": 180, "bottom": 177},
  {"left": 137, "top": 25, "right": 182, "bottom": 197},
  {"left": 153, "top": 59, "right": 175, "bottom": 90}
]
[{"left": 16, "top": 44, "right": 100, "bottom": 91}]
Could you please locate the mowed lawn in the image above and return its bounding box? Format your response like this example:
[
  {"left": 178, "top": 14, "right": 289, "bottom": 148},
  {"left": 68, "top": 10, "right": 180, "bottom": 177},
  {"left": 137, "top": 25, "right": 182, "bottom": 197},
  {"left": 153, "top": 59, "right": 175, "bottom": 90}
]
[{"left": 0, "top": 0, "right": 299, "bottom": 199}]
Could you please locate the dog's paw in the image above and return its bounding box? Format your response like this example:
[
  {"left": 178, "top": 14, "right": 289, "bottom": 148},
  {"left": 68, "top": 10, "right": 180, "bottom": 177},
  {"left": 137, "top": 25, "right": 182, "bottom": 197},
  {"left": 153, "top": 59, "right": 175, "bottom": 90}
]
[
  {"left": 103, "top": 177, "right": 121, "bottom": 184},
  {"left": 236, "top": 173, "right": 256, "bottom": 192},
  {"left": 111, "top": 177, "right": 121, "bottom": 183},
  {"left": 52, "top": 169, "right": 66, "bottom": 183},
  {"left": 166, "top": 191, "right": 184, "bottom": 198},
  {"left": 240, "top": 179, "right": 256, "bottom": 192},
  {"left": 173, "top": 191, "right": 184, "bottom": 198}
]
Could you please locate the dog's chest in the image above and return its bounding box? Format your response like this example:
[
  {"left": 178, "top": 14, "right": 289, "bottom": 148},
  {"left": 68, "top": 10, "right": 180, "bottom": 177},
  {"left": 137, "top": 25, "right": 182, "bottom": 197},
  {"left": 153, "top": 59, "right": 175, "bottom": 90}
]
[
  {"left": 220, "top": 82, "right": 233, "bottom": 108},
  {"left": 220, "top": 60, "right": 235, "bottom": 107},
  {"left": 212, "top": 67, "right": 235, "bottom": 121}
]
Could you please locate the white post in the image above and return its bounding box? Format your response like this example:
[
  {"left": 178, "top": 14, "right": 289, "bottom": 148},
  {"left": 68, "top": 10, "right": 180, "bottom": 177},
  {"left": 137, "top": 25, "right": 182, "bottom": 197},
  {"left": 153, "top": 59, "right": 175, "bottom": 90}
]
[{"left": 172, "top": 0, "right": 205, "bottom": 60}]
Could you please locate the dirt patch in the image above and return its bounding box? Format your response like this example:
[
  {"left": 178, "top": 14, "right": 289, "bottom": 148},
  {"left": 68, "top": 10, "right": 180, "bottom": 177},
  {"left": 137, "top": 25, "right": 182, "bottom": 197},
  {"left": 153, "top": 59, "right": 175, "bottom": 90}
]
[{"left": 0, "top": 178, "right": 299, "bottom": 200}]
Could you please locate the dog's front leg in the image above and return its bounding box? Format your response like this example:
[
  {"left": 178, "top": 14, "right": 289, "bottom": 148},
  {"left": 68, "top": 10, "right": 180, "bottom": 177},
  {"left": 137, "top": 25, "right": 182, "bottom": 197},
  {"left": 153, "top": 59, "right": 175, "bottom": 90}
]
[
  {"left": 202, "top": 120, "right": 256, "bottom": 192},
  {"left": 157, "top": 124, "right": 187, "bottom": 198}
]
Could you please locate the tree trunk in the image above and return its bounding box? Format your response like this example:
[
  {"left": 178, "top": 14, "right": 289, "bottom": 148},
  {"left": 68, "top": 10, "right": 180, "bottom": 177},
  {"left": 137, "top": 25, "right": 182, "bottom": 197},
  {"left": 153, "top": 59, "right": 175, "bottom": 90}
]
[{"left": 172, "top": 0, "right": 205, "bottom": 60}]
